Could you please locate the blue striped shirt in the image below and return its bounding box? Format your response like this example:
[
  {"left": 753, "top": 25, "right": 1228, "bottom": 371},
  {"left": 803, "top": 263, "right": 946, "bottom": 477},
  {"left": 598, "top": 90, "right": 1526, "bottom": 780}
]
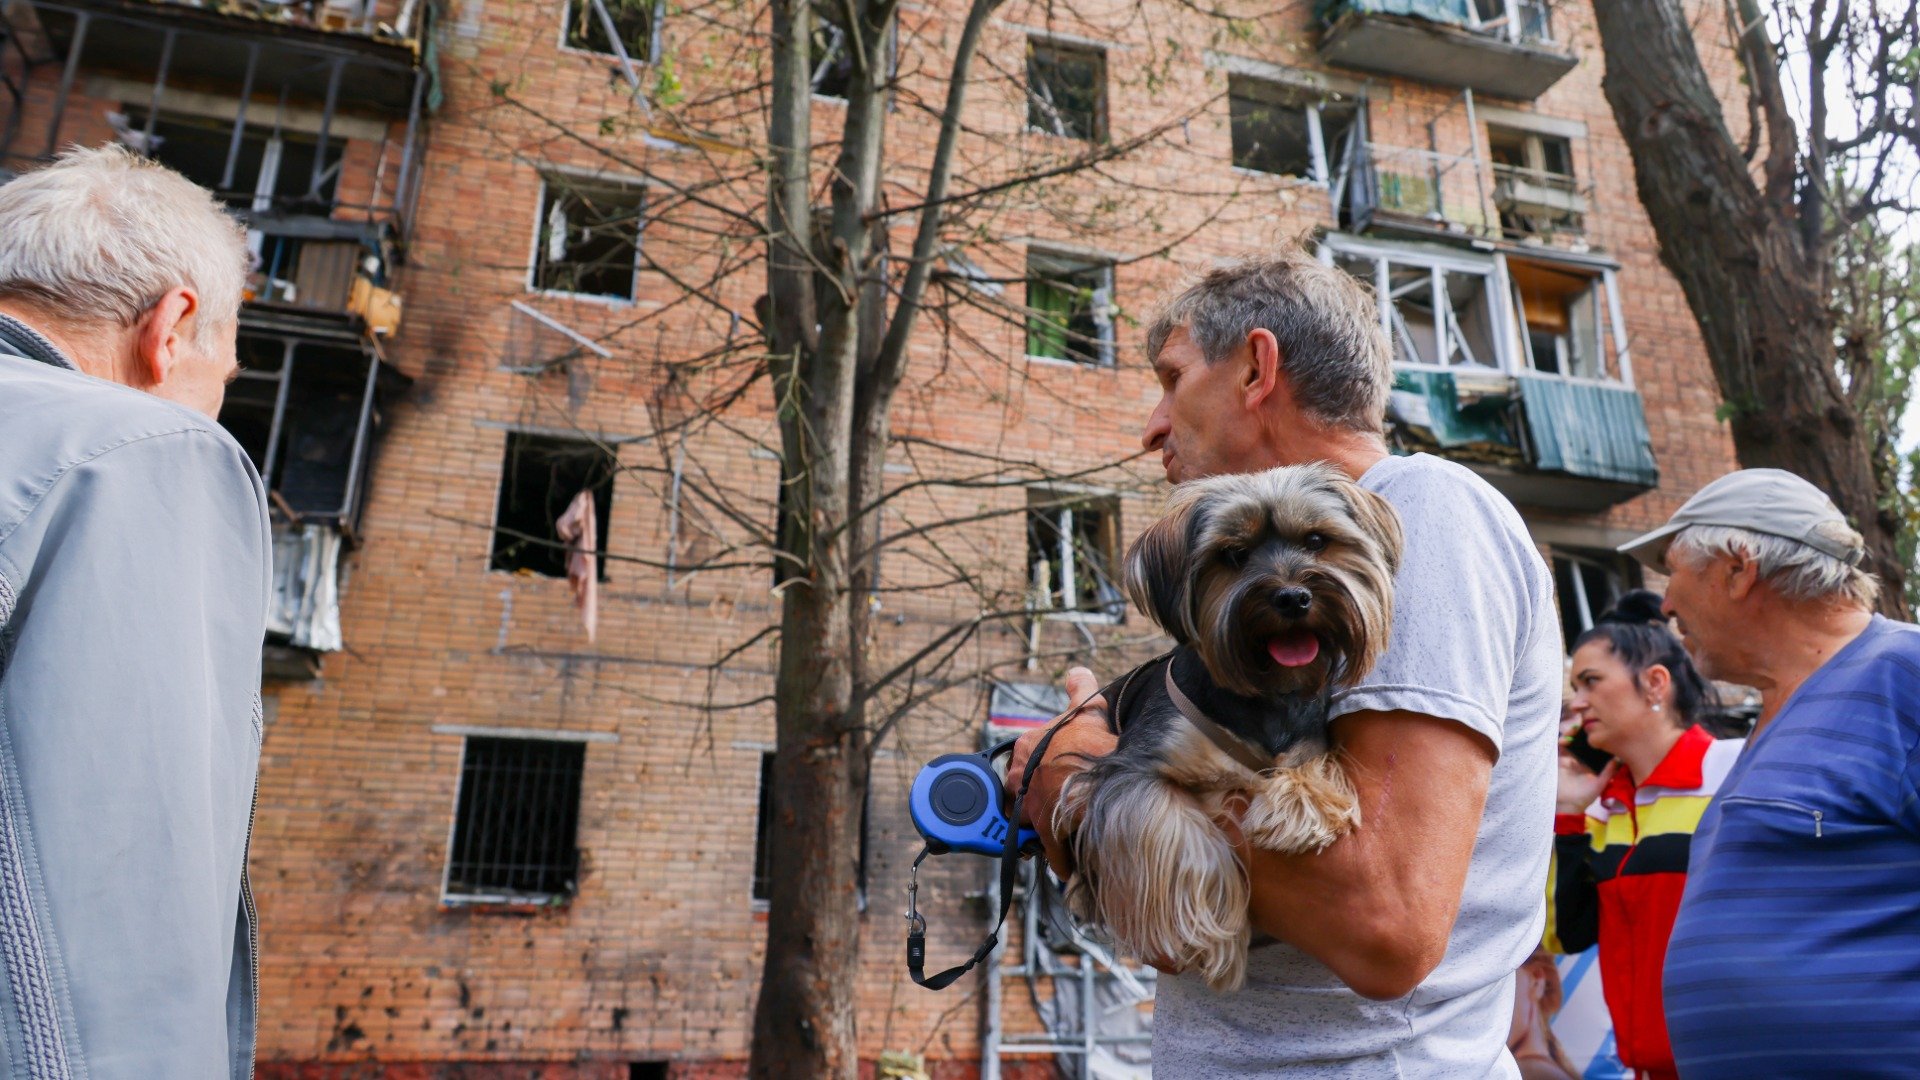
[{"left": 1663, "top": 615, "right": 1920, "bottom": 1078}]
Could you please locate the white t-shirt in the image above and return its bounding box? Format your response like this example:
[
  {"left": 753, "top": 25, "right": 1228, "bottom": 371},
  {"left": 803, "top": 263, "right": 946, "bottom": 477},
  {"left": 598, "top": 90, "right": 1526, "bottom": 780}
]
[{"left": 1153, "top": 453, "right": 1562, "bottom": 1077}]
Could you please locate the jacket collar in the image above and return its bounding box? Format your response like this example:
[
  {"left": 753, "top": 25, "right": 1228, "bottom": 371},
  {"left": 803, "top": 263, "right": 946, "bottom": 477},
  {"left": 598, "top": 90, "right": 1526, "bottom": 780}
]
[
  {"left": 0, "top": 313, "right": 80, "bottom": 372},
  {"left": 1604, "top": 723, "right": 1713, "bottom": 804}
]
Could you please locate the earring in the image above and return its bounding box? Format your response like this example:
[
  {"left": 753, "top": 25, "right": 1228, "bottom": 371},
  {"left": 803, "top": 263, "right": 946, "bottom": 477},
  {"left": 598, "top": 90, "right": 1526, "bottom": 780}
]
[{"left": 1651, "top": 702, "right": 1663, "bottom": 713}]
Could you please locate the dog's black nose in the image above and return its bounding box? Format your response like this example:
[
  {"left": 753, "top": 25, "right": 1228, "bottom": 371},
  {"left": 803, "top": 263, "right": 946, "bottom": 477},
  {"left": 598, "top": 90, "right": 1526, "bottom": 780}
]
[{"left": 1273, "top": 586, "right": 1312, "bottom": 617}]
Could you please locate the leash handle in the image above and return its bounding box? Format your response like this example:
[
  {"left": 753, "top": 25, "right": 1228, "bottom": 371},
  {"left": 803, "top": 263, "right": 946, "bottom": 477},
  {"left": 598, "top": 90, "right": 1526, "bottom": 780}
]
[{"left": 907, "top": 720, "right": 1068, "bottom": 990}]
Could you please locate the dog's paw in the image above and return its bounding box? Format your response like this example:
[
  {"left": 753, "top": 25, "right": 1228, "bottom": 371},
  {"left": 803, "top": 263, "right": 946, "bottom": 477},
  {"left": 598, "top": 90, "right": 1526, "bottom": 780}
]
[{"left": 1241, "top": 756, "right": 1360, "bottom": 854}]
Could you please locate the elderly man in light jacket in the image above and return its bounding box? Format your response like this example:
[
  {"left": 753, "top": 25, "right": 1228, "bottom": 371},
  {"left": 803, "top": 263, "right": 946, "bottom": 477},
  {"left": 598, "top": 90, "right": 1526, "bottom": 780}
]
[{"left": 0, "top": 145, "right": 268, "bottom": 1078}]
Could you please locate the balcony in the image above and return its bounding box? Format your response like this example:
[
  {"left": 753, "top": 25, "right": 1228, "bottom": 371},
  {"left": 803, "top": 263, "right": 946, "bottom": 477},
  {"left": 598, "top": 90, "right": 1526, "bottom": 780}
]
[
  {"left": 1315, "top": 0, "right": 1576, "bottom": 101},
  {"left": 1339, "top": 139, "right": 1591, "bottom": 249},
  {"left": 1326, "top": 234, "right": 1657, "bottom": 510},
  {"left": 221, "top": 326, "right": 410, "bottom": 677},
  {"left": 2, "top": 0, "right": 432, "bottom": 286}
]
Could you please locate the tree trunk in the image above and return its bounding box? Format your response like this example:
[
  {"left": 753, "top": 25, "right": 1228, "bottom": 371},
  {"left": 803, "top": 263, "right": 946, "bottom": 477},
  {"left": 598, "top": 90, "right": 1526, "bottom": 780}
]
[{"left": 1592, "top": 0, "right": 1910, "bottom": 615}]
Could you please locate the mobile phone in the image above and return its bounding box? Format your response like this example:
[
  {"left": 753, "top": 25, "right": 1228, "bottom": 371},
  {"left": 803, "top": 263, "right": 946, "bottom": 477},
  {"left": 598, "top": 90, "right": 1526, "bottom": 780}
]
[{"left": 1564, "top": 727, "right": 1614, "bottom": 774}]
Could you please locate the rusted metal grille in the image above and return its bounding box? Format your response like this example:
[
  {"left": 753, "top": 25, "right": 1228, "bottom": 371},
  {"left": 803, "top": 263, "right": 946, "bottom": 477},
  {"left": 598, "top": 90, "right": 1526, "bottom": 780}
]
[{"left": 446, "top": 737, "right": 585, "bottom": 900}]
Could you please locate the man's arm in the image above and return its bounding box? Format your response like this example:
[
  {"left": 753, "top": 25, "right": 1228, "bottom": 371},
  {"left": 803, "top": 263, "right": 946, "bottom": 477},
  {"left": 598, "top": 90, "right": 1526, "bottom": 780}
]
[
  {"left": 1235, "top": 709, "right": 1492, "bottom": 1000},
  {"left": 1016, "top": 702, "right": 1493, "bottom": 999}
]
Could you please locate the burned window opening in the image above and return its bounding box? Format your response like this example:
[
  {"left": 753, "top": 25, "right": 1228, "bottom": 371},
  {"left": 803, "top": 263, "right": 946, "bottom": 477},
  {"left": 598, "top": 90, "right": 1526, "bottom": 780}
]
[
  {"left": 534, "top": 177, "right": 645, "bottom": 300},
  {"left": 1027, "top": 41, "right": 1105, "bottom": 142},
  {"left": 220, "top": 334, "right": 389, "bottom": 530},
  {"left": 1025, "top": 249, "right": 1114, "bottom": 366},
  {"left": 1026, "top": 491, "right": 1124, "bottom": 621},
  {"left": 444, "top": 736, "right": 586, "bottom": 902},
  {"left": 564, "top": 0, "right": 657, "bottom": 62},
  {"left": 121, "top": 107, "right": 343, "bottom": 213},
  {"left": 491, "top": 432, "right": 617, "bottom": 581},
  {"left": 1488, "top": 125, "right": 1583, "bottom": 239}
]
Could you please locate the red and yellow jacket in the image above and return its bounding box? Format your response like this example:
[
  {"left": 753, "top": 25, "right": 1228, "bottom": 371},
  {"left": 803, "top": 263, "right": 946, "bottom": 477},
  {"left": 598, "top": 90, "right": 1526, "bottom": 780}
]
[{"left": 1545, "top": 725, "right": 1744, "bottom": 1080}]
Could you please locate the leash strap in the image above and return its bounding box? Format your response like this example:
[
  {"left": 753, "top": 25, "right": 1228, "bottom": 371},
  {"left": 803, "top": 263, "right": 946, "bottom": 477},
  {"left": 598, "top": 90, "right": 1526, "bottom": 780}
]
[{"left": 907, "top": 719, "right": 1069, "bottom": 989}]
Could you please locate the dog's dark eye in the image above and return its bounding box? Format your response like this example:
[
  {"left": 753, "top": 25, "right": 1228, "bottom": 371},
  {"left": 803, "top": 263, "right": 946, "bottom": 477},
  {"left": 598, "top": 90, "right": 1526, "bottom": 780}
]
[
  {"left": 1302, "top": 532, "right": 1328, "bottom": 552},
  {"left": 1222, "top": 546, "right": 1250, "bottom": 567}
]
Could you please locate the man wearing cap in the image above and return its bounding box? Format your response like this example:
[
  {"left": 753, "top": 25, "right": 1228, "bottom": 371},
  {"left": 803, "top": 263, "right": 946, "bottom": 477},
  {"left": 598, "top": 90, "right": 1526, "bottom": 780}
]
[{"left": 1618, "top": 468, "right": 1920, "bottom": 1078}]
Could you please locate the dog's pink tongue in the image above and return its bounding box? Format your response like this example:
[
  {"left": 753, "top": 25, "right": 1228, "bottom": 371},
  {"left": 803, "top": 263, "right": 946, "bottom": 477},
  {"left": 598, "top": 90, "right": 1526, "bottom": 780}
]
[{"left": 1267, "top": 631, "right": 1321, "bottom": 668}]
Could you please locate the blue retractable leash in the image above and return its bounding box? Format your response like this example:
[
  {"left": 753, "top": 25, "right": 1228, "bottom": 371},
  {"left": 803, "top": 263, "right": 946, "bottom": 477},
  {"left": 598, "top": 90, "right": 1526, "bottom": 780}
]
[{"left": 904, "top": 731, "right": 1058, "bottom": 990}]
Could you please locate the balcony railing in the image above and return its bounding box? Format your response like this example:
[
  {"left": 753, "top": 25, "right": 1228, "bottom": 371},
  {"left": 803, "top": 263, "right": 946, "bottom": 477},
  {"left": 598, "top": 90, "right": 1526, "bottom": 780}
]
[
  {"left": 1341, "top": 141, "right": 1592, "bottom": 248},
  {"left": 1316, "top": 0, "right": 1576, "bottom": 100},
  {"left": 1388, "top": 368, "right": 1657, "bottom": 510},
  {"left": 1, "top": 0, "right": 432, "bottom": 241}
]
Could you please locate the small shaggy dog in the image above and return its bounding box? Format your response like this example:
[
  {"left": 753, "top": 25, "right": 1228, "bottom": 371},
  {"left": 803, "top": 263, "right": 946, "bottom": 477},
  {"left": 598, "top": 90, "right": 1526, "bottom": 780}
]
[{"left": 1056, "top": 463, "right": 1403, "bottom": 991}]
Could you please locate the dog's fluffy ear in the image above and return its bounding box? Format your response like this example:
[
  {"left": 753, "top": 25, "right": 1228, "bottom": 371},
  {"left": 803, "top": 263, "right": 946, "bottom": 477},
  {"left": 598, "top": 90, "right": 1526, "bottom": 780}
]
[
  {"left": 1340, "top": 478, "right": 1404, "bottom": 577},
  {"left": 1124, "top": 485, "right": 1207, "bottom": 640}
]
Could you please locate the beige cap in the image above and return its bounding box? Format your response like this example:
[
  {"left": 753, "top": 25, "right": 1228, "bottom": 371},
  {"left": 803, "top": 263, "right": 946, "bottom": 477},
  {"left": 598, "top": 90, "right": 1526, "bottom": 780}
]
[{"left": 1618, "top": 468, "right": 1864, "bottom": 574}]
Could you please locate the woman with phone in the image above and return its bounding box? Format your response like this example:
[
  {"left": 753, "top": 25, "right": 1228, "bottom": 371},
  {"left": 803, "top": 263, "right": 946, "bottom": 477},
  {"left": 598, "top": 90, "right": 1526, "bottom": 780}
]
[{"left": 1544, "top": 590, "right": 1742, "bottom": 1080}]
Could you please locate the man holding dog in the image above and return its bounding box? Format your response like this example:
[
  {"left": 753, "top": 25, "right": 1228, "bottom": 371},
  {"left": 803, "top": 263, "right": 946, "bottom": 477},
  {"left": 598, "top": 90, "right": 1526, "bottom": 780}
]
[
  {"left": 1617, "top": 470, "right": 1920, "bottom": 1076},
  {"left": 1013, "top": 251, "right": 1561, "bottom": 1076}
]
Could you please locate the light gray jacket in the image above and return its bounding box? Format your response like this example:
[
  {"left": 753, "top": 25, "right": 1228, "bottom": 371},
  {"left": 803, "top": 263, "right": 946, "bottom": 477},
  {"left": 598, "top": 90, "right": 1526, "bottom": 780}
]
[{"left": 0, "top": 314, "right": 267, "bottom": 1079}]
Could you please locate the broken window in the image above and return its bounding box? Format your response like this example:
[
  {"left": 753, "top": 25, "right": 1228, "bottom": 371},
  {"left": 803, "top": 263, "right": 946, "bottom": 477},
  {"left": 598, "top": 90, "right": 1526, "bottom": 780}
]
[
  {"left": 1488, "top": 125, "right": 1583, "bottom": 238},
  {"left": 1227, "top": 76, "right": 1359, "bottom": 182},
  {"left": 444, "top": 736, "right": 586, "bottom": 902},
  {"left": 122, "top": 108, "right": 342, "bottom": 213},
  {"left": 1025, "top": 249, "right": 1114, "bottom": 366},
  {"left": 1027, "top": 40, "right": 1105, "bottom": 141},
  {"left": 1509, "top": 258, "right": 1613, "bottom": 380},
  {"left": 1332, "top": 246, "right": 1500, "bottom": 371},
  {"left": 752, "top": 751, "right": 775, "bottom": 902},
  {"left": 533, "top": 176, "right": 645, "bottom": 300},
  {"left": 1551, "top": 548, "right": 1636, "bottom": 655},
  {"left": 810, "top": 0, "right": 855, "bottom": 98},
  {"left": 564, "top": 0, "right": 657, "bottom": 62},
  {"left": 218, "top": 334, "right": 386, "bottom": 528},
  {"left": 491, "top": 432, "right": 617, "bottom": 580},
  {"left": 1026, "top": 491, "right": 1124, "bottom": 621}
]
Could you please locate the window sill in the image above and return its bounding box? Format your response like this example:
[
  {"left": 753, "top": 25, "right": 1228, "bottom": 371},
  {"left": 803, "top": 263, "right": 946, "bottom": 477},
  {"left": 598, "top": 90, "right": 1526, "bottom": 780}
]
[
  {"left": 525, "top": 286, "right": 638, "bottom": 309},
  {"left": 1033, "top": 610, "right": 1125, "bottom": 626},
  {"left": 1229, "top": 165, "right": 1328, "bottom": 187},
  {"left": 1025, "top": 353, "right": 1112, "bottom": 370},
  {"left": 441, "top": 895, "right": 574, "bottom": 914}
]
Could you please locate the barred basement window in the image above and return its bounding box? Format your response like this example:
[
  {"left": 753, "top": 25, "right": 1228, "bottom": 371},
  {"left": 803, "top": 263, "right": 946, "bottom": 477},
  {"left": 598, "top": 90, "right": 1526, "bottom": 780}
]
[
  {"left": 491, "top": 432, "right": 616, "bottom": 580},
  {"left": 563, "top": 0, "right": 660, "bottom": 63},
  {"left": 444, "top": 737, "right": 586, "bottom": 901},
  {"left": 533, "top": 175, "right": 646, "bottom": 301},
  {"left": 1027, "top": 40, "right": 1105, "bottom": 141}
]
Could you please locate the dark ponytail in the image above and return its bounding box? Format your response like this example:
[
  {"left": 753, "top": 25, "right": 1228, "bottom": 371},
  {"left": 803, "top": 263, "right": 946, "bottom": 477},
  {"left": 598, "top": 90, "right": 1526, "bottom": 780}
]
[{"left": 1573, "top": 590, "right": 1724, "bottom": 733}]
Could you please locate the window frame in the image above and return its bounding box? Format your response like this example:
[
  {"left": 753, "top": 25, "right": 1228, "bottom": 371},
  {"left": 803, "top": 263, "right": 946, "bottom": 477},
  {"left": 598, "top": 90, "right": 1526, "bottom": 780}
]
[
  {"left": 1025, "top": 490, "right": 1125, "bottom": 625},
  {"left": 527, "top": 172, "right": 648, "bottom": 305},
  {"left": 1024, "top": 247, "right": 1116, "bottom": 368},
  {"left": 558, "top": 0, "right": 665, "bottom": 66},
  {"left": 1226, "top": 75, "right": 1360, "bottom": 186},
  {"left": 439, "top": 734, "right": 589, "bottom": 906},
  {"left": 1320, "top": 235, "right": 1633, "bottom": 387},
  {"left": 1025, "top": 38, "right": 1108, "bottom": 142},
  {"left": 488, "top": 430, "right": 619, "bottom": 581}
]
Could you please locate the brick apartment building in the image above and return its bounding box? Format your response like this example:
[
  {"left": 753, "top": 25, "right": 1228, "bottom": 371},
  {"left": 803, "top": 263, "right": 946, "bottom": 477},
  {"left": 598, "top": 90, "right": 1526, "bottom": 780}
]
[{"left": 1, "top": 0, "right": 1743, "bottom": 1074}]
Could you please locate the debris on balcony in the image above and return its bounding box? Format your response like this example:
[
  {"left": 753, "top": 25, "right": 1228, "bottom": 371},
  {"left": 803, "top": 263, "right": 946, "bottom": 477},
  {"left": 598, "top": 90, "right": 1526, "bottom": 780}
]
[{"left": 267, "top": 522, "right": 345, "bottom": 651}]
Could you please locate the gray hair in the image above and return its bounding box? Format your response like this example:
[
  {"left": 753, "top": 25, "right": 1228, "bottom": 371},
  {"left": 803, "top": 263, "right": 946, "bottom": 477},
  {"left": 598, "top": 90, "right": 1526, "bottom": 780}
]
[
  {"left": 0, "top": 144, "right": 249, "bottom": 347},
  {"left": 1668, "top": 523, "right": 1880, "bottom": 609},
  {"left": 1144, "top": 249, "right": 1393, "bottom": 430}
]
